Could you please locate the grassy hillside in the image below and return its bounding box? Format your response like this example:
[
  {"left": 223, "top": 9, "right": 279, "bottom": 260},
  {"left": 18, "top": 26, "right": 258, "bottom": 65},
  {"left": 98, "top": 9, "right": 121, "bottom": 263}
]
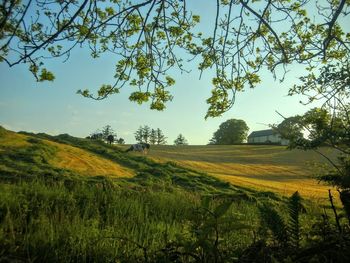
[
  {"left": 1, "top": 125, "right": 334, "bottom": 201},
  {"left": 141, "top": 145, "right": 335, "bottom": 201},
  {"left": 1, "top": 127, "right": 348, "bottom": 262},
  {"left": 48, "top": 140, "right": 134, "bottom": 177},
  {"left": 0, "top": 126, "right": 248, "bottom": 195},
  {"left": 0, "top": 127, "right": 134, "bottom": 178}
]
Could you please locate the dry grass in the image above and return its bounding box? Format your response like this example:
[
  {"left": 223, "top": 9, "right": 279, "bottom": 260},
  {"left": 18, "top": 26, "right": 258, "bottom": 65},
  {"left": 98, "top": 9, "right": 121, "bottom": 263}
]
[
  {"left": 145, "top": 145, "right": 337, "bottom": 202},
  {"left": 0, "top": 127, "right": 134, "bottom": 178},
  {"left": 0, "top": 128, "right": 30, "bottom": 149},
  {"left": 46, "top": 140, "right": 134, "bottom": 178}
]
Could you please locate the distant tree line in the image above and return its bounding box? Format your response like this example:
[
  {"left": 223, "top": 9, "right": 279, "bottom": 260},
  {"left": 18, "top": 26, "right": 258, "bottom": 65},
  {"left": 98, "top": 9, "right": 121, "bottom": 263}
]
[
  {"left": 135, "top": 126, "right": 167, "bottom": 145},
  {"left": 87, "top": 125, "right": 191, "bottom": 146},
  {"left": 85, "top": 118, "right": 302, "bottom": 147},
  {"left": 87, "top": 125, "right": 125, "bottom": 145}
]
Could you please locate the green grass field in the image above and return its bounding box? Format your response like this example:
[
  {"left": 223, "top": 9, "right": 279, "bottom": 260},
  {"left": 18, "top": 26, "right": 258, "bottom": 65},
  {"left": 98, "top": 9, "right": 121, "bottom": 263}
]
[
  {"left": 1, "top": 126, "right": 335, "bottom": 202},
  {"left": 1, "top": 126, "right": 348, "bottom": 262}
]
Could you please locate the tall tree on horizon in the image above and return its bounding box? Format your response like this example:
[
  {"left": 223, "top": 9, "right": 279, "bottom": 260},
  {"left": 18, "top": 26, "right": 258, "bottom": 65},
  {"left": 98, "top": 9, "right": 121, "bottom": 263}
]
[
  {"left": 156, "top": 128, "right": 167, "bottom": 145},
  {"left": 90, "top": 125, "right": 116, "bottom": 142},
  {"left": 134, "top": 126, "right": 144, "bottom": 143},
  {"left": 116, "top": 138, "right": 125, "bottom": 144},
  {"left": 142, "top": 125, "right": 151, "bottom": 144},
  {"left": 210, "top": 119, "right": 249, "bottom": 145},
  {"left": 134, "top": 125, "right": 153, "bottom": 143},
  {"left": 150, "top": 129, "right": 157, "bottom": 145},
  {"left": 174, "top": 134, "right": 188, "bottom": 146},
  {"left": 90, "top": 131, "right": 103, "bottom": 140},
  {"left": 101, "top": 125, "right": 116, "bottom": 142},
  {"left": 107, "top": 134, "right": 114, "bottom": 145}
]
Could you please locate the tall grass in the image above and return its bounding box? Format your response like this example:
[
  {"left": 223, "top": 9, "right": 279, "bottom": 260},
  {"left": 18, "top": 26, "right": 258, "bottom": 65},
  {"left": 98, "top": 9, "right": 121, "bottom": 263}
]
[
  {"left": 1, "top": 175, "right": 347, "bottom": 262},
  {"left": 0, "top": 176, "right": 264, "bottom": 262},
  {"left": 1, "top": 177, "right": 179, "bottom": 261}
]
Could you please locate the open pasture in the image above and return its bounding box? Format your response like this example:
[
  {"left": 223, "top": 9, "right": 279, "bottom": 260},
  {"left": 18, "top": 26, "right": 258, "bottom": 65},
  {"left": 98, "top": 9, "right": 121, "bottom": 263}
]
[{"left": 144, "top": 144, "right": 337, "bottom": 201}]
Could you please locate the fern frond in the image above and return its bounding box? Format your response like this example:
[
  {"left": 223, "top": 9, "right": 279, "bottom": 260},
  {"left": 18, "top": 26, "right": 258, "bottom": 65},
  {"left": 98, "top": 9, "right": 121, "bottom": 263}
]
[
  {"left": 287, "top": 191, "right": 305, "bottom": 248},
  {"left": 259, "top": 204, "right": 287, "bottom": 246}
]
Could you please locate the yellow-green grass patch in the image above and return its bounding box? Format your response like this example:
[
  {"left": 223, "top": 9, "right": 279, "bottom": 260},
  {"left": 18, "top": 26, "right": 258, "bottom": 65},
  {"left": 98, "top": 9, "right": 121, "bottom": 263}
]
[
  {"left": 147, "top": 145, "right": 336, "bottom": 201},
  {"left": 0, "top": 127, "right": 134, "bottom": 178},
  {"left": 0, "top": 128, "right": 30, "bottom": 149},
  {"left": 46, "top": 140, "right": 134, "bottom": 178}
]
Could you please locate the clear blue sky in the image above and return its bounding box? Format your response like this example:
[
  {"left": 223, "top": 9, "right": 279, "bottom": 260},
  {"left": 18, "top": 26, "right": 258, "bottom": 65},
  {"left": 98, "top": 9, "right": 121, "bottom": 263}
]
[{"left": 0, "top": 1, "right": 332, "bottom": 144}]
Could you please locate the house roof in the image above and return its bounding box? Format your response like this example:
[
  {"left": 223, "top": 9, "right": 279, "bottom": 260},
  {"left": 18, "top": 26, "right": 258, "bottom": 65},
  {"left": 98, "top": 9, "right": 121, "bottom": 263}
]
[{"left": 248, "top": 129, "right": 277, "bottom": 138}]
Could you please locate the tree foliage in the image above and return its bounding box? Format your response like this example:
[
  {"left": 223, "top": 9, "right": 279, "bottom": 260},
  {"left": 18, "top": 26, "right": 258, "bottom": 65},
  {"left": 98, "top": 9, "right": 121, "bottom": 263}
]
[
  {"left": 107, "top": 134, "right": 114, "bottom": 144},
  {"left": 135, "top": 125, "right": 166, "bottom": 144},
  {"left": 89, "top": 125, "right": 117, "bottom": 143},
  {"left": 279, "top": 106, "right": 349, "bottom": 152},
  {"left": 274, "top": 116, "right": 304, "bottom": 143},
  {"left": 280, "top": 63, "right": 350, "bottom": 222},
  {"left": 150, "top": 128, "right": 157, "bottom": 145},
  {"left": 278, "top": 106, "right": 350, "bottom": 194},
  {"left": 286, "top": 62, "right": 350, "bottom": 150},
  {"left": 1, "top": 0, "right": 349, "bottom": 117},
  {"left": 135, "top": 125, "right": 151, "bottom": 143},
  {"left": 156, "top": 128, "right": 167, "bottom": 145},
  {"left": 209, "top": 119, "right": 249, "bottom": 145},
  {"left": 101, "top": 125, "right": 116, "bottom": 141},
  {"left": 174, "top": 133, "right": 188, "bottom": 145},
  {"left": 142, "top": 125, "right": 151, "bottom": 143},
  {"left": 134, "top": 126, "right": 144, "bottom": 144},
  {"left": 89, "top": 131, "right": 103, "bottom": 140},
  {"left": 116, "top": 137, "right": 125, "bottom": 144}
]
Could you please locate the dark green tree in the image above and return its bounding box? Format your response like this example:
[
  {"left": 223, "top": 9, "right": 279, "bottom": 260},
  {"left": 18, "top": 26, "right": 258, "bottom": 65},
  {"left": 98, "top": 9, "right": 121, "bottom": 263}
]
[
  {"left": 142, "top": 125, "right": 151, "bottom": 144},
  {"left": 90, "top": 132, "right": 103, "bottom": 140},
  {"left": 116, "top": 138, "right": 125, "bottom": 144},
  {"left": 134, "top": 126, "right": 144, "bottom": 143},
  {"left": 150, "top": 129, "right": 157, "bottom": 145},
  {"left": 174, "top": 134, "right": 188, "bottom": 145},
  {"left": 101, "top": 125, "right": 116, "bottom": 142},
  {"left": 210, "top": 119, "right": 249, "bottom": 145},
  {"left": 90, "top": 125, "right": 116, "bottom": 143},
  {"left": 272, "top": 116, "right": 304, "bottom": 147},
  {"left": 156, "top": 128, "right": 167, "bottom": 145},
  {"left": 134, "top": 125, "right": 152, "bottom": 143},
  {"left": 107, "top": 134, "right": 114, "bottom": 145}
]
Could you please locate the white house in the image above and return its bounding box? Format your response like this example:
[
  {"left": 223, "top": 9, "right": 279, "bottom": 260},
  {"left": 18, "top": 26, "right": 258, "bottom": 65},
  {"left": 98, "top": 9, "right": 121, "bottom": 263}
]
[{"left": 247, "top": 129, "right": 289, "bottom": 145}]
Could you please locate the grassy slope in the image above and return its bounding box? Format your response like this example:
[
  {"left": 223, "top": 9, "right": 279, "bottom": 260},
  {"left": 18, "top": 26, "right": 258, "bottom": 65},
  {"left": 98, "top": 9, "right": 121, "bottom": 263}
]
[
  {"left": 1, "top": 127, "right": 345, "bottom": 262},
  {"left": 140, "top": 145, "right": 336, "bottom": 201},
  {"left": 48, "top": 140, "right": 134, "bottom": 177},
  {"left": 0, "top": 125, "right": 335, "bottom": 201},
  {"left": 1, "top": 127, "right": 254, "bottom": 196},
  {"left": 0, "top": 127, "right": 133, "bottom": 178}
]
